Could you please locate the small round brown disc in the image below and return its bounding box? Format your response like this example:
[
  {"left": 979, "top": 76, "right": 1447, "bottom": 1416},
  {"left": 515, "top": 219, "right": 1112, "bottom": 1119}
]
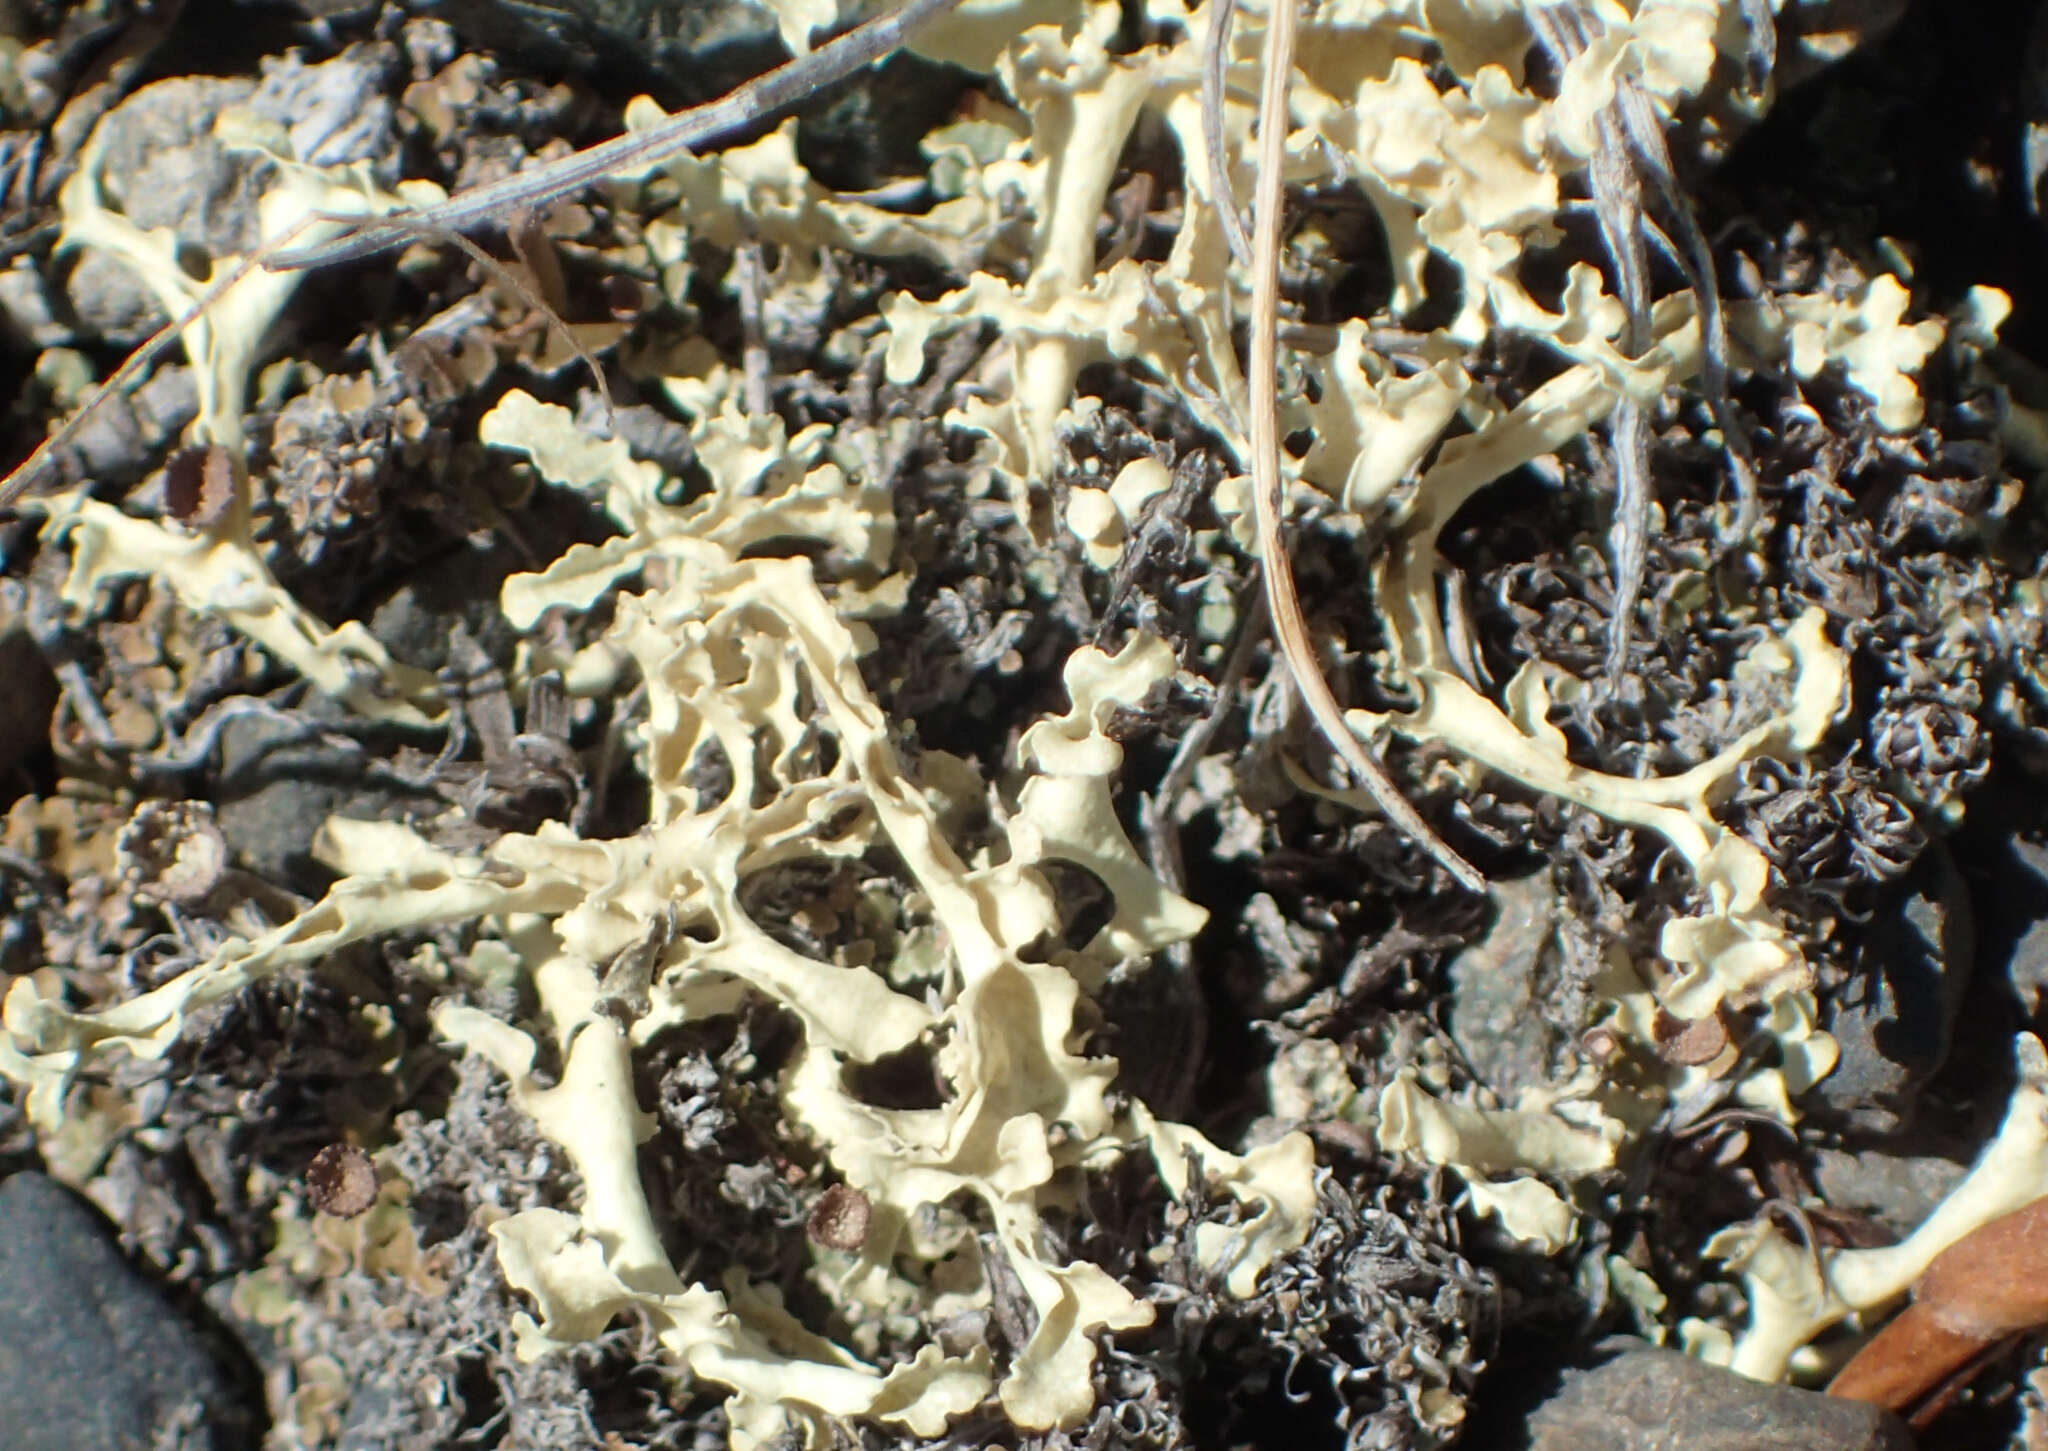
[
  {"left": 806, "top": 1182, "right": 872, "bottom": 1251},
  {"left": 306, "top": 1143, "right": 378, "bottom": 1218}
]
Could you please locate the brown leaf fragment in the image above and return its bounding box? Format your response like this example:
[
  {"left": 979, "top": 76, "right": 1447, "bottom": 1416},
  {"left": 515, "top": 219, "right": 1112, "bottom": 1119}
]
[{"left": 1653, "top": 1006, "right": 1731, "bottom": 1069}]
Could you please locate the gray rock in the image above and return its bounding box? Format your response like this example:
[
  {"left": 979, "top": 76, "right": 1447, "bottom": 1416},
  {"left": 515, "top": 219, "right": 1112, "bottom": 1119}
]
[
  {"left": 245, "top": 43, "right": 398, "bottom": 171},
  {"left": 1817, "top": 842, "right": 1973, "bottom": 1133},
  {"left": 0, "top": 257, "right": 72, "bottom": 349},
  {"left": 1447, "top": 873, "right": 1561, "bottom": 1100},
  {"left": 214, "top": 701, "right": 433, "bottom": 892},
  {"left": 1527, "top": 1342, "right": 1912, "bottom": 1451},
  {"left": 62, "top": 77, "right": 263, "bottom": 346},
  {"left": 0, "top": 1171, "right": 260, "bottom": 1451},
  {"left": 417, "top": 0, "right": 966, "bottom": 188},
  {"left": 1995, "top": 835, "right": 2048, "bottom": 1015},
  {"left": 366, "top": 541, "right": 527, "bottom": 675},
  {"left": 1810, "top": 1145, "right": 1965, "bottom": 1238},
  {"left": 42, "top": 365, "right": 198, "bottom": 492},
  {"left": 61, "top": 47, "right": 404, "bottom": 348},
  {"left": 422, "top": 0, "right": 785, "bottom": 108}
]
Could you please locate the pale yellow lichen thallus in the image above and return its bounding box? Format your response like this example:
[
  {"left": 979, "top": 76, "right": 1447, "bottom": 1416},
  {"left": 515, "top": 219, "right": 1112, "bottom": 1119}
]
[{"left": 0, "top": 0, "right": 2024, "bottom": 1437}]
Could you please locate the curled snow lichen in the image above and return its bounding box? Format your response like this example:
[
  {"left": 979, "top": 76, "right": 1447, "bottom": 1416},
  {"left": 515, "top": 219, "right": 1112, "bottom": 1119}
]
[
  {"left": 3, "top": 355, "right": 1311, "bottom": 1443},
  {"left": 1699, "top": 1035, "right": 2048, "bottom": 1384},
  {"left": 32, "top": 91, "right": 440, "bottom": 721},
  {"left": 0, "top": 0, "right": 2007, "bottom": 1430}
]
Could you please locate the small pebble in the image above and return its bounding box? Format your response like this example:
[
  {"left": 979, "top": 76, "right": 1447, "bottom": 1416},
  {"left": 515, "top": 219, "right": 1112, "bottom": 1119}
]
[
  {"left": 0, "top": 1171, "right": 259, "bottom": 1451},
  {"left": 1527, "top": 1342, "right": 1912, "bottom": 1451}
]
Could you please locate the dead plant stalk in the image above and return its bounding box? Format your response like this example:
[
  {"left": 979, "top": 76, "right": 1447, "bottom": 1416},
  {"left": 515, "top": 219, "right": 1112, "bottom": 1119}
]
[{"left": 1246, "top": 0, "right": 1483, "bottom": 892}]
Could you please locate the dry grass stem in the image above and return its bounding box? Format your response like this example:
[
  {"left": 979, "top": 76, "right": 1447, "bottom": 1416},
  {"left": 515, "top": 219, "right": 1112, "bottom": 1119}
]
[
  {"left": 1525, "top": 0, "right": 1760, "bottom": 681},
  {"left": 0, "top": 213, "right": 322, "bottom": 510},
  {"left": 1201, "top": 0, "right": 1253, "bottom": 269},
  {"left": 1246, "top": 0, "right": 1483, "bottom": 893},
  {"left": 0, "top": 209, "right": 610, "bottom": 511}
]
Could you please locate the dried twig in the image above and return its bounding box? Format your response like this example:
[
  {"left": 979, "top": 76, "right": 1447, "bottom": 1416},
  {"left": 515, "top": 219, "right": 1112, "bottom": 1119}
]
[
  {"left": 0, "top": 205, "right": 612, "bottom": 510},
  {"left": 1144, "top": 571, "right": 1267, "bottom": 881},
  {"left": 1526, "top": 1, "right": 1651, "bottom": 686},
  {"left": 1136, "top": 569, "right": 1265, "bottom": 1114},
  {"left": 428, "top": 216, "right": 617, "bottom": 420},
  {"left": 1246, "top": 0, "right": 1483, "bottom": 892},
  {"left": 1759, "top": 1197, "right": 1828, "bottom": 1297},
  {"left": 0, "top": 213, "right": 319, "bottom": 510},
  {"left": 735, "top": 240, "right": 773, "bottom": 418},
  {"left": 263, "top": 0, "right": 967, "bottom": 272},
  {"left": 1603, "top": 395, "right": 1653, "bottom": 682},
  {"left": 1609, "top": 75, "right": 1759, "bottom": 546},
  {"left": 1525, "top": 0, "right": 1760, "bottom": 681}
]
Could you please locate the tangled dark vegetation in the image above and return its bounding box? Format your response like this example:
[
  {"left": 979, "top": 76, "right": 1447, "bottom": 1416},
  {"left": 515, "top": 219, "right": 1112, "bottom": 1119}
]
[{"left": 4, "top": 0, "right": 2048, "bottom": 1447}]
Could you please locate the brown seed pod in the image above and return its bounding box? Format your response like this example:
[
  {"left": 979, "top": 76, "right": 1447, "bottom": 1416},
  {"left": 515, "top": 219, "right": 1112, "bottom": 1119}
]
[
  {"left": 306, "top": 1143, "right": 378, "bottom": 1218},
  {"left": 807, "top": 1182, "right": 872, "bottom": 1251}
]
